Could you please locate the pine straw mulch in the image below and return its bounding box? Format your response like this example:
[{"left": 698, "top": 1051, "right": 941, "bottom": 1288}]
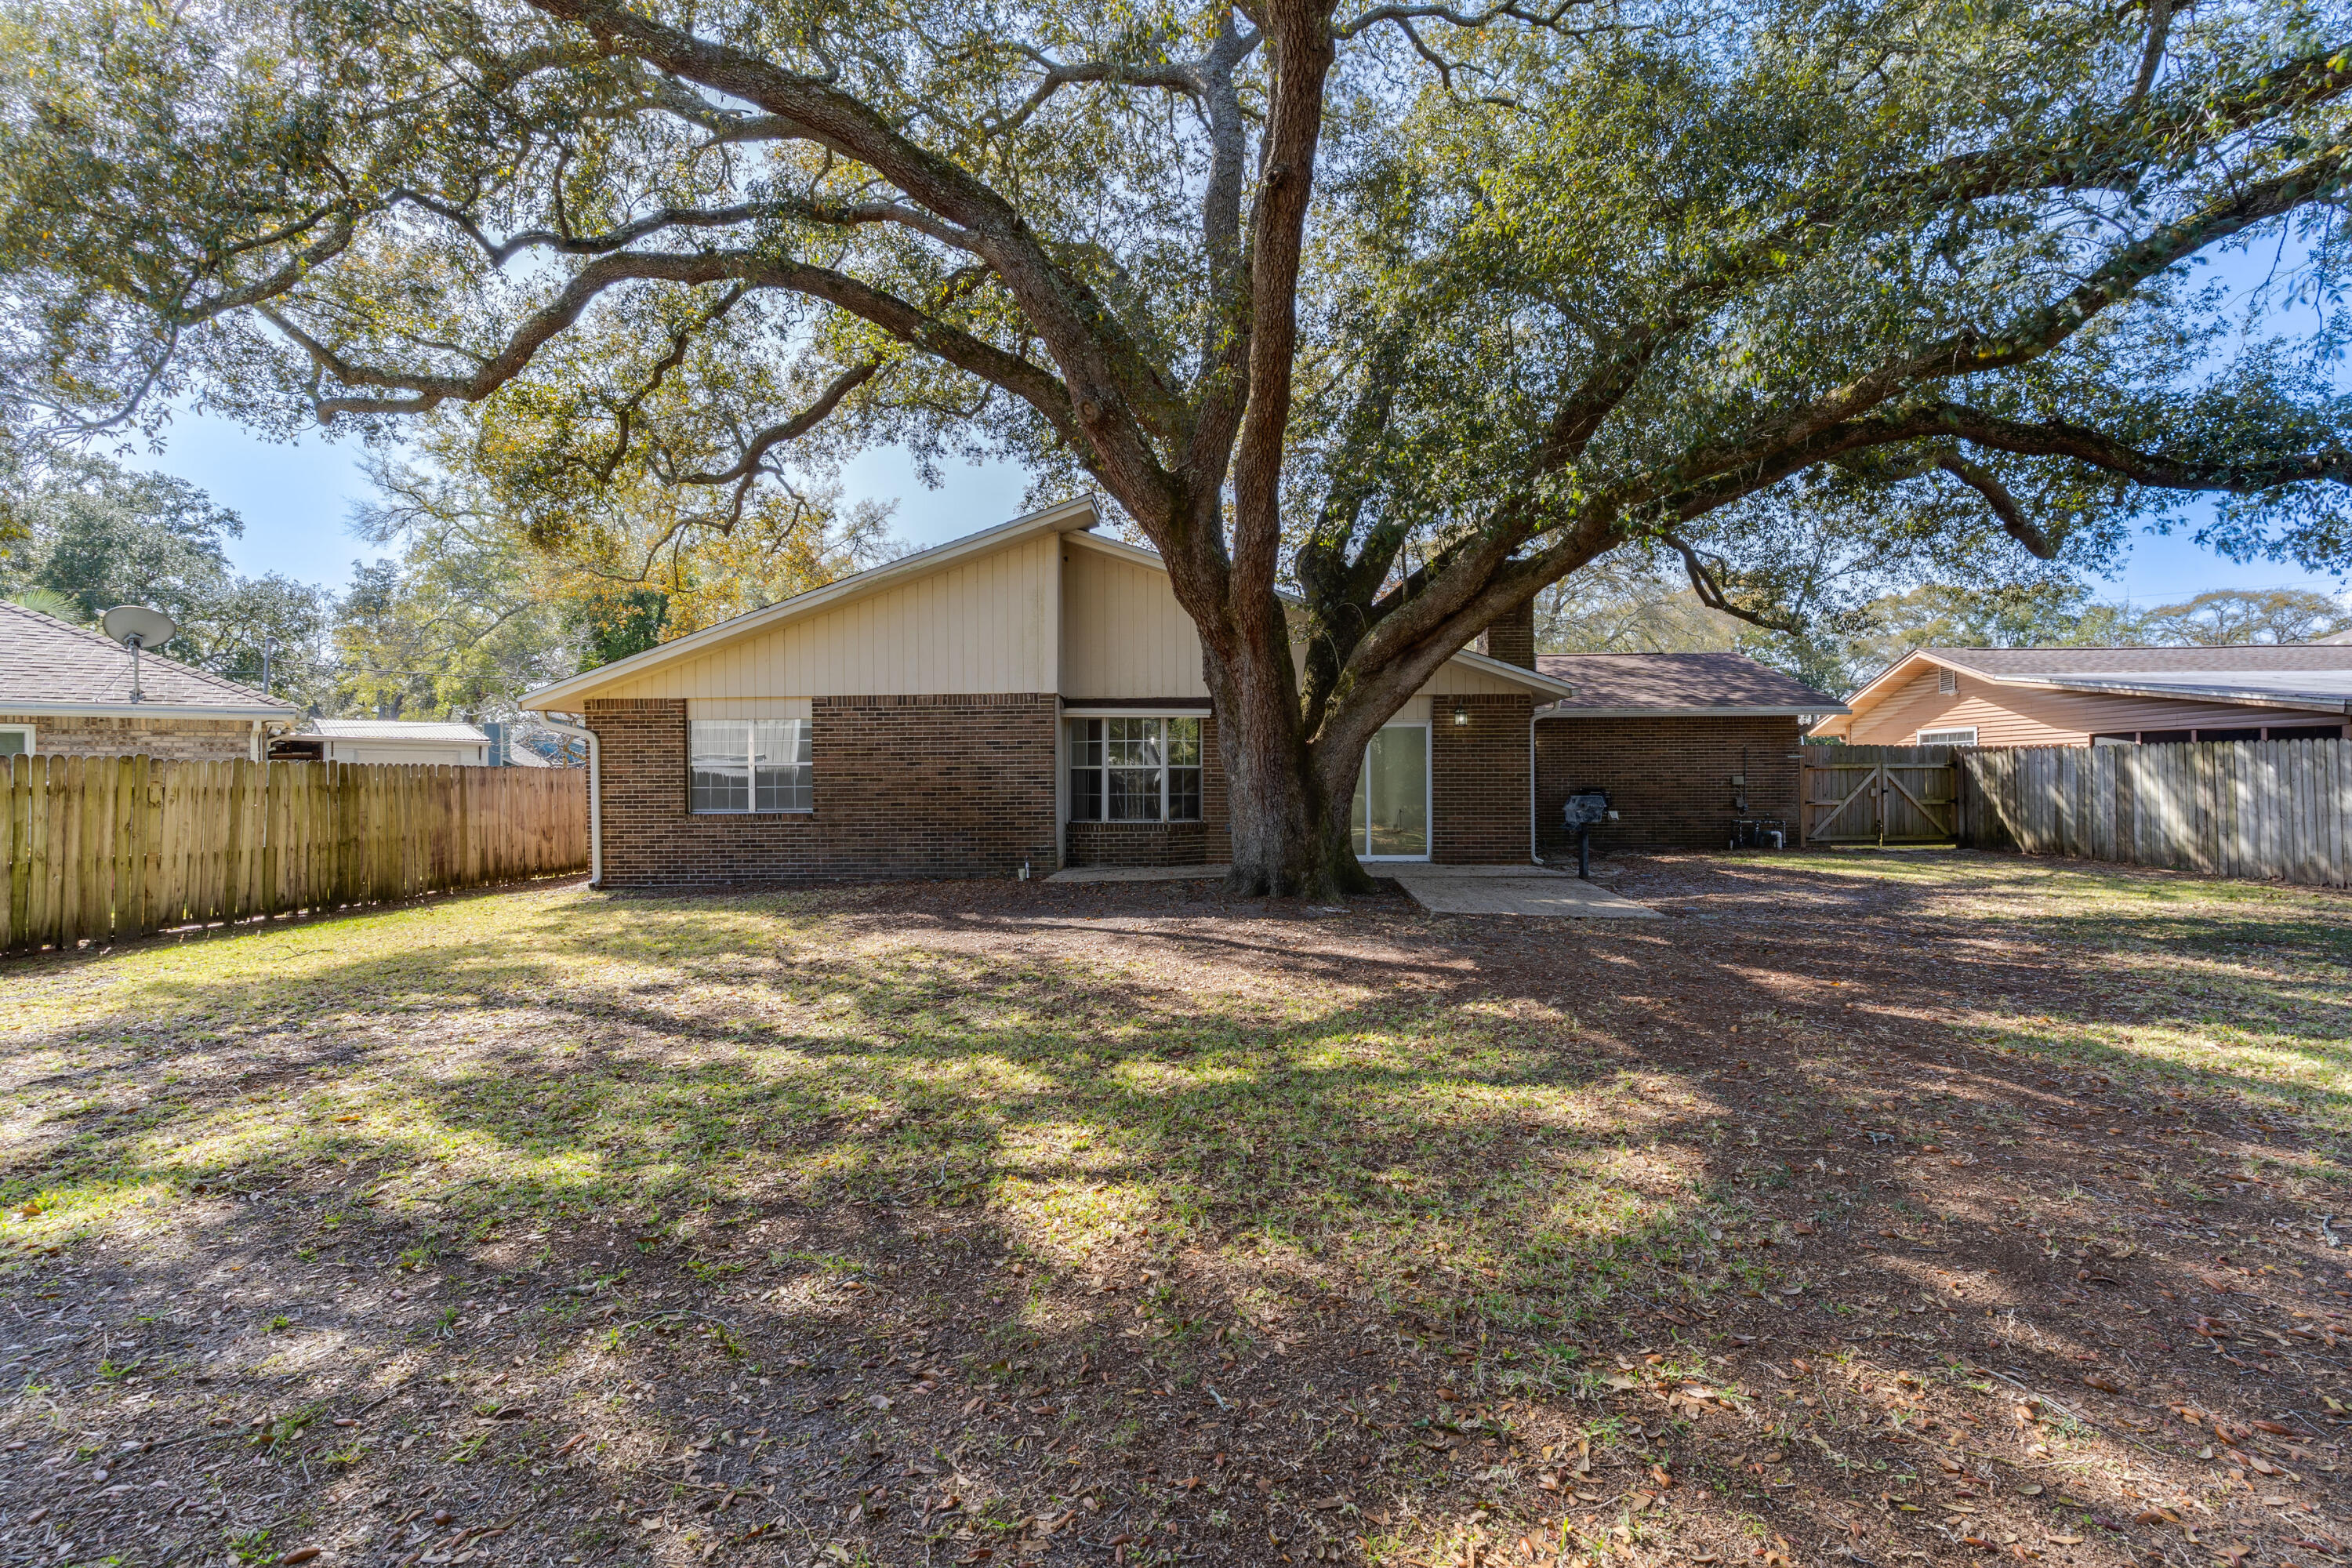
[{"left": 2, "top": 848, "right": 2349, "bottom": 1568}]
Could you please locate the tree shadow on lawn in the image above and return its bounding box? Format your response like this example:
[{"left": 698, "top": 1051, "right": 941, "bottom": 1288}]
[{"left": 1, "top": 866, "right": 2347, "bottom": 1568}]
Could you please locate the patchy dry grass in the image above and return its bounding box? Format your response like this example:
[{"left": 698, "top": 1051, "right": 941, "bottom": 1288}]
[{"left": 1, "top": 850, "right": 2348, "bottom": 1568}]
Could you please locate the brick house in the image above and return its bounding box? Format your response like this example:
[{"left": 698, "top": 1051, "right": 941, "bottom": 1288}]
[
  {"left": 0, "top": 598, "right": 297, "bottom": 761},
  {"left": 1530, "top": 652, "right": 1848, "bottom": 854},
  {"left": 1812, "top": 645, "right": 2352, "bottom": 747},
  {"left": 519, "top": 500, "right": 1582, "bottom": 887}
]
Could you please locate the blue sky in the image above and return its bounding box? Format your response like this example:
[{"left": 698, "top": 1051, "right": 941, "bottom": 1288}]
[
  {"left": 143, "top": 405, "right": 2348, "bottom": 612},
  {"left": 147, "top": 408, "right": 1036, "bottom": 589}
]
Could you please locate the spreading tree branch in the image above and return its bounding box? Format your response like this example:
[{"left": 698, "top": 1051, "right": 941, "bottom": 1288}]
[{"left": 1934, "top": 455, "right": 2058, "bottom": 558}]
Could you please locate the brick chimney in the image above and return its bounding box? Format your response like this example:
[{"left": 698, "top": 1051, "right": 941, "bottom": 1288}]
[{"left": 1478, "top": 597, "right": 1537, "bottom": 670}]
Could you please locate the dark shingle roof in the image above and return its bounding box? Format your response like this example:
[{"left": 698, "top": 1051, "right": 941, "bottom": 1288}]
[
  {"left": 1533, "top": 652, "right": 1846, "bottom": 713},
  {"left": 0, "top": 599, "right": 292, "bottom": 713}
]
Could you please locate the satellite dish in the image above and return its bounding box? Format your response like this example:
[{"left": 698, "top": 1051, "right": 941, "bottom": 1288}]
[
  {"left": 101, "top": 604, "right": 176, "bottom": 648},
  {"left": 100, "top": 604, "right": 176, "bottom": 704}
]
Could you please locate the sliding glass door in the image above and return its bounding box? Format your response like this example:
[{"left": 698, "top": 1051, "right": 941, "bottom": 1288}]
[{"left": 1350, "top": 723, "right": 1429, "bottom": 859}]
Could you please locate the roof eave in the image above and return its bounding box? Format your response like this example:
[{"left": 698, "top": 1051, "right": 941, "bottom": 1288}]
[
  {"left": 1447, "top": 649, "right": 1579, "bottom": 699},
  {"left": 0, "top": 700, "right": 297, "bottom": 720},
  {"left": 521, "top": 496, "right": 1102, "bottom": 711},
  {"left": 317, "top": 735, "right": 491, "bottom": 745},
  {"left": 1541, "top": 703, "right": 1849, "bottom": 719}
]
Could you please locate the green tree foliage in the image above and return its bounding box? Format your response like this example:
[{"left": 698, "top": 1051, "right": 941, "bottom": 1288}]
[
  {"left": 571, "top": 589, "right": 670, "bottom": 673},
  {"left": 0, "top": 446, "right": 338, "bottom": 707},
  {"left": 339, "top": 418, "right": 898, "bottom": 711},
  {"left": 2132, "top": 586, "right": 2352, "bottom": 644},
  {"left": 3, "top": 0, "right": 2348, "bottom": 888}
]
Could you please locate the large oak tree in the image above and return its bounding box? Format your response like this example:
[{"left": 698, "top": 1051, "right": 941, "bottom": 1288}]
[{"left": 3, "top": 0, "right": 2349, "bottom": 893}]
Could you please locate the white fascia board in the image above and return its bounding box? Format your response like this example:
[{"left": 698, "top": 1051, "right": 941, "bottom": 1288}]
[
  {"left": 1065, "top": 532, "right": 1577, "bottom": 699},
  {"left": 0, "top": 699, "right": 296, "bottom": 720},
  {"left": 1539, "top": 704, "right": 1850, "bottom": 719},
  {"left": 1449, "top": 649, "right": 1578, "bottom": 699},
  {"left": 1834, "top": 650, "right": 1948, "bottom": 712},
  {"left": 519, "top": 496, "right": 1101, "bottom": 711}
]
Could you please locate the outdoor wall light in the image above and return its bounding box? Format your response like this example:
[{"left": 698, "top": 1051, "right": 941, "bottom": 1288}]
[{"left": 1453, "top": 704, "right": 1470, "bottom": 725}]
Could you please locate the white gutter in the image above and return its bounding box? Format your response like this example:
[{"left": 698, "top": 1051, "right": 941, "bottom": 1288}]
[
  {"left": 538, "top": 715, "right": 602, "bottom": 888},
  {"left": 1535, "top": 703, "right": 1849, "bottom": 719}
]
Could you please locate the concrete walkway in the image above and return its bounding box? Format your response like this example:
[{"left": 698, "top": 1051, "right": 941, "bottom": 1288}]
[{"left": 1045, "top": 858, "right": 1659, "bottom": 916}]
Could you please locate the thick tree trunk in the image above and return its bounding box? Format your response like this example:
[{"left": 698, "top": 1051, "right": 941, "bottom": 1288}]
[{"left": 1205, "top": 621, "right": 1374, "bottom": 900}]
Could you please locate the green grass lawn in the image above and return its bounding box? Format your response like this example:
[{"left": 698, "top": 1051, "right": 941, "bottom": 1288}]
[{"left": 2, "top": 851, "right": 2348, "bottom": 1568}]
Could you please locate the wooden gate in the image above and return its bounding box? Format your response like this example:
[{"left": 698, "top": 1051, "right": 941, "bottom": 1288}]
[{"left": 1802, "top": 746, "right": 1960, "bottom": 844}]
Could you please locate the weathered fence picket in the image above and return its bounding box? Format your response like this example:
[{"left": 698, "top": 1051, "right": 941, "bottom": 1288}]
[
  {"left": 2, "top": 755, "right": 587, "bottom": 956},
  {"left": 1957, "top": 738, "right": 2352, "bottom": 887}
]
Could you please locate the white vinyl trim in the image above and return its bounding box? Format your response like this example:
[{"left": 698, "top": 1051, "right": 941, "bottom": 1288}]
[
  {"left": 0, "top": 721, "right": 33, "bottom": 757},
  {"left": 1355, "top": 720, "right": 1433, "bottom": 862}
]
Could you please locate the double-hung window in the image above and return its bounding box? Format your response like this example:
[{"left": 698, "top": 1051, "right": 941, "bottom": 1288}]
[
  {"left": 689, "top": 718, "right": 812, "bottom": 813},
  {"left": 1066, "top": 717, "right": 1202, "bottom": 822}
]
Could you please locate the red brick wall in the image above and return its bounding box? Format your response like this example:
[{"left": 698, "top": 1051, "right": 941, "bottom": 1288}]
[
  {"left": 1062, "top": 714, "right": 1232, "bottom": 867},
  {"left": 1534, "top": 715, "right": 1802, "bottom": 855},
  {"left": 7, "top": 713, "right": 262, "bottom": 761},
  {"left": 584, "top": 695, "right": 1059, "bottom": 885},
  {"left": 1431, "top": 694, "right": 1535, "bottom": 863}
]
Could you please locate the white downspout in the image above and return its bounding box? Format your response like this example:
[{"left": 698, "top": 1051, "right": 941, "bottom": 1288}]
[
  {"left": 539, "top": 715, "right": 602, "bottom": 887},
  {"left": 1528, "top": 712, "right": 1539, "bottom": 866}
]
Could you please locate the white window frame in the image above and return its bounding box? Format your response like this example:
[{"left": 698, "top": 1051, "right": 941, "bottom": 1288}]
[
  {"left": 688, "top": 717, "right": 812, "bottom": 815},
  {"left": 1352, "top": 720, "right": 1433, "bottom": 862},
  {"left": 1916, "top": 727, "right": 1977, "bottom": 746},
  {"left": 0, "top": 722, "right": 31, "bottom": 758},
  {"left": 1062, "top": 712, "right": 1205, "bottom": 825}
]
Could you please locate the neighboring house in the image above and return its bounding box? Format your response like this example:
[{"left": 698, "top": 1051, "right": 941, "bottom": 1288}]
[
  {"left": 519, "top": 499, "right": 1580, "bottom": 886},
  {"left": 271, "top": 719, "right": 494, "bottom": 766},
  {"left": 1530, "top": 652, "right": 1848, "bottom": 853},
  {"left": 0, "top": 598, "right": 296, "bottom": 761},
  {"left": 1813, "top": 646, "right": 2352, "bottom": 747}
]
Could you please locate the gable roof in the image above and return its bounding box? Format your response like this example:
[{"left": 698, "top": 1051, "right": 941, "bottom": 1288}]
[
  {"left": 0, "top": 599, "right": 296, "bottom": 719},
  {"left": 520, "top": 497, "right": 1102, "bottom": 711},
  {"left": 520, "top": 498, "right": 1577, "bottom": 708},
  {"left": 1815, "top": 644, "right": 2352, "bottom": 739},
  {"left": 1532, "top": 652, "right": 1846, "bottom": 717}
]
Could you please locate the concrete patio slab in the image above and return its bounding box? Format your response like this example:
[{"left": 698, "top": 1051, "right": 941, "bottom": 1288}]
[{"left": 1388, "top": 865, "right": 1661, "bottom": 917}]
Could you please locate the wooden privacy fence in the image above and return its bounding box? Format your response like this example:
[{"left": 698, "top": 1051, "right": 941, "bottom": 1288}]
[
  {"left": 2, "top": 754, "right": 588, "bottom": 956},
  {"left": 1958, "top": 739, "right": 2352, "bottom": 887},
  {"left": 1802, "top": 746, "right": 1962, "bottom": 844}
]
